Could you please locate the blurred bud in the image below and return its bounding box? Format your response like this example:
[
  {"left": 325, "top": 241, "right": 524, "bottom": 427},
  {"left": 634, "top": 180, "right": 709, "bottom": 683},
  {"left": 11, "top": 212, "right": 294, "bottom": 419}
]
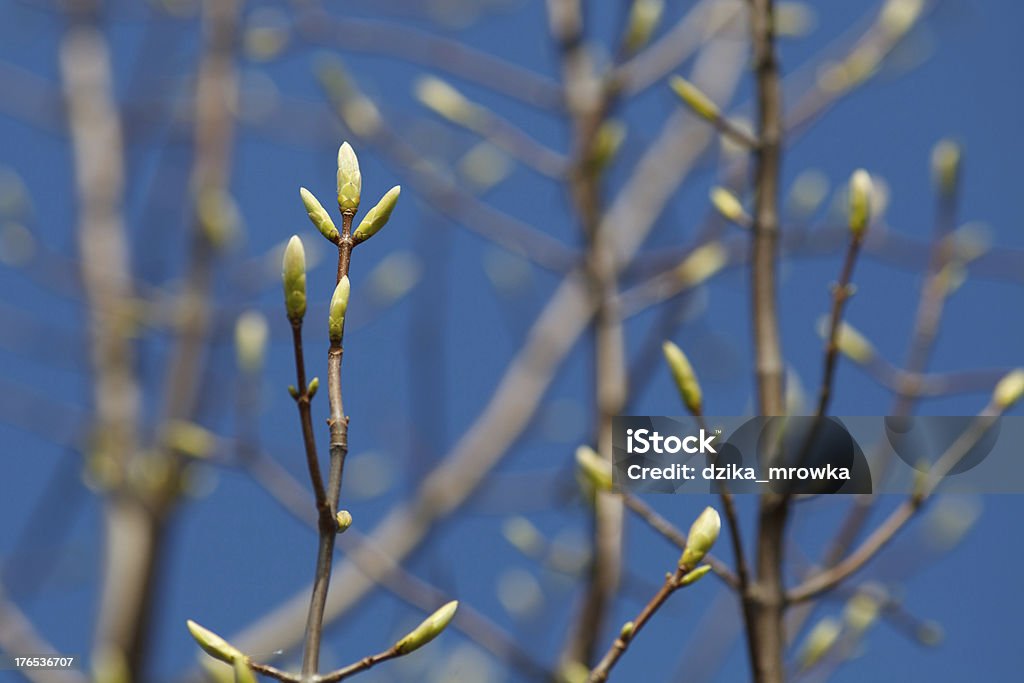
[
  {"left": 336, "top": 509, "right": 353, "bottom": 533},
  {"left": 91, "top": 646, "right": 129, "bottom": 683},
  {"left": 235, "top": 311, "right": 269, "bottom": 373},
  {"left": 394, "top": 601, "right": 459, "bottom": 654},
  {"left": 662, "top": 341, "right": 703, "bottom": 414},
  {"left": 674, "top": 242, "right": 728, "bottom": 287},
  {"left": 816, "top": 317, "right": 875, "bottom": 365},
  {"left": 797, "top": 616, "right": 841, "bottom": 670},
  {"left": 354, "top": 186, "right": 401, "bottom": 242},
  {"left": 288, "top": 385, "right": 299, "bottom": 400},
  {"left": 680, "top": 506, "right": 720, "bottom": 568},
  {"left": 993, "top": 369, "right": 1024, "bottom": 410},
  {"left": 300, "top": 187, "right": 339, "bottom": 243},
  {"left": 166, "top": 420, "right": 216, "bottom": 459},
  {"left": 916, "top": 621, "right": 945, "bottom": 646},
  {"left": 880, "top": 0, "right": 924, "bottom": 37},
  {"left": 328, "top": 276, "right": 351, "bottom": 344},
  {"left": 415, "top": 76, "right": 477, "bottom": 125},
  {"left": 619, "top": 621, "right": 635, "bottom": 639},
  {"left": 848, "top": 169, "right": 872, "bottom": 238},
  {"left": 558, "top": 662, "right": 589, "bottom": 683},
  {"left": 307, "top": 377, "right": 320, "bottom": 398},
  {"left": 186, "top": 620, "right": 243, "bottom": 664},
  {"left": 774, "top": 2, "right": 817, "bottom": 37},
  {"left": 930, "top": 139, "right": 961, "bottom": 198},
  {"left": 786, "top": 169, "right": 829, "bottom": 218},
  {"left": 282, "top": 235, "right": 307, "bottom": 322},
  {"left": 623, "top": 0, "right": 664, "bottom": 54},
  {"left": 669, "top": 75, "right": 720, "bottom": 122},
  {"left": 337, "top": 142, "right": 362, "bottom": 212},
  {"left": 197, "top": 189, "right": 241, "bottom": 249},
  {"left": 575, "top": 445, "right": 613, "bottom": 492},
  {"left": 843, "top": 588, "right": 882, "bottom": 632},
  {"left": 233, "top": 659, "right": 256, "bottom": 683},
  {"left": 589, "top": 120, "right": 626, "bottom": 173},
  {"left": 679, "top": 564, "right": 712, "bottom": 586},
  {"left": 502, "top": 516, "right": 544, "bottom": 557},
  {"left": 710, "top": 187, "right": 749, "bottom": 226}
]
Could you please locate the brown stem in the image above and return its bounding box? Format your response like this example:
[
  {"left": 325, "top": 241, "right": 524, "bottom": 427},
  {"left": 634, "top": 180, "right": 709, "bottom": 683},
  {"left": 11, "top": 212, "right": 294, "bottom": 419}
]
[
  {"left": 587, "top": 564, "right": 697, "bottom": 682},
  {"left": 290, "top": 322, "right": 328, "bottom": 512},
  {"left": 816, "top": 235, "right": 865, "bottom": 416},
  {"left": 318, "top": 647, "right": 401, "bottom": 683},
  {"left": 302, "top": 213, "right": 356, "bottom": 678}
]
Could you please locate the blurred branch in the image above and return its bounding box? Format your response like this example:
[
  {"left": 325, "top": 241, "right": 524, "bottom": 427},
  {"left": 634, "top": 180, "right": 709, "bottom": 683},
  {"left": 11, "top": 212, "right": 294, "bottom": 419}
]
[{"left": 295, "top": 7, "right": 563, "bottom": 109}]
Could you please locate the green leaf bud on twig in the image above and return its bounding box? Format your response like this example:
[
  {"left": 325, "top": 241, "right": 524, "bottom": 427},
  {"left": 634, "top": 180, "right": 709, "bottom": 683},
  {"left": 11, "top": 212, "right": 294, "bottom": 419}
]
[
  {"left": 300, "top": 187, "right": 339, "bottom": 243},
  {"left": 354, "top": 186, "right": 401, "bottom": 242},
  {"left": 394, "top": 601, "right": 459, "bottom": 655},
  {"left": 993, "top": 368, "right": 1024, "bottom": 410},
  {"left": 680, "top": 506, "right": 720, "bottom": 569},
  {"left": 233, "top": 659, "right": 256, "bottom": 683},
  {"left": 930, "top": 139, "right": 962, "bottom": 198},
  {"left": 848, "top": 169, "right": 872, "bottom": 238},
  {"left": 669, "top": 75, "right": 720, "bottom": 122},
  {"left": 336, "top": 509, "right": 353, "bottom": 533},
  {"left": 336, "top": 142, "right": 362, "bottom": 213},
  {"left": 662, "top": 341, "right": 703, "bottom": 415},
  {"left": 282, "top": 235, "right": 307, "bottom": 322},
  {"left": 710, "top": 187, "right": 749, "bottom": 227},
  {"left": 575, "top": 445, "right": 613, "bottom": 492},
  {"left": 797, "top": 616, "right": 841, "bottom": 670},
  {"left": 623, "top": 0, "right": 664, "bottom": 54},
  {"left": 234, "top": 310, "right": 268, "bottom": 373},
  {"left": 288, "top": 385, "right": 299, "bottom": 400},
  {"left": 186, "top": 620, "right": 244, "bottom": 664},
  {"left": 673, "top": 242, "right": 728, "bottom": 287},
  {"left": 328, "top": 276, "right": 351, "bottom": 344},
  {"left": 307, "top": 377, "right": 320, "bottom": 398},
  {"left": 679, "top": 564, "right": 712, "bottom": 586},
  {"left": 619, "top": 621, "right": 635, "bottom": 639}
]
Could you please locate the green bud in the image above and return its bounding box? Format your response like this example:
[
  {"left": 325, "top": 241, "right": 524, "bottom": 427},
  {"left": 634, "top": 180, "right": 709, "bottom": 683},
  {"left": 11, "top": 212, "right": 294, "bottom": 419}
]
[
  {"left": 186, "top": 620, "right": 244, "bottom": 664},
  {"left": 307, "top": 377, "right": 320, "bottom": 398},
  {"left": 662, "top": 341, "right": 703, "bottom": 414},
  {"left": 619, "top": 621, "right": 635, "bottom": 639},
  {"left": 680, "top": 506, "right": 720, "bottom": 568},
  {"left": 233, "top": 659, "right": 256, "bottom": 683},
  {"left": 848, "top": 169, "right": 872, "bottom": 238},
  {"left": 669, "top": 75, "right": 720, "bottom": 122},
  {"left": 288, "top": 385, "right": 299, "bottom": 400},
  {"left": 336, "top": 509, "right": 353, "bottom": 532},
  {"left": 502, "top": 516, "right": 544, "bottom": 556},
  {"left": 679, "top": 564, "right": 712, "bottom": 586},
  {"left": 710, "top": 187, "right": 748, "bottom": 226},
  {"left": 328, "top": 276, "right": 351, "bottom": 344},
  {"left": 880, "top": 0, "right": 924, "bottom": 37},
  {"left": 337, "top": 142, "right": 362, "bottom": 212},
  {"left": 354, "top": 185, "right": 401, "bottom": 242},
  {"left": 394, "top": 601, "right": 459, "bottom": 655},
  {"left": 234, "top": 311, "right": 269, "bottom": 374},
  {"left": 623, "top": 0, "right": 664, "bottom": 53},
  {"left": 282, "top": 235, "right": 307, "bottom": 322},
  {"left": 931, "top": 139, "right": 961, "bottom": 198},
  {"left": 300, "top": 187, "right": 339, "bottom": 242},
  {"left": 575, "top": 445, "right": 613, "bottom": 492},
  {"left": 993, "top": 369, "right": 1024, "bottom": 410}
]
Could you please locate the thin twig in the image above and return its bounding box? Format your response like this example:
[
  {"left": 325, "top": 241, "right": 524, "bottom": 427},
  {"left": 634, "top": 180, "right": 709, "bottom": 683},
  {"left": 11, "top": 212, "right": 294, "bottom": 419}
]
[
  {"left": 586, "top": 563, "right": 701, "bottom": 682},
  {"left": 788, "top": 407, "right": 1003, "bottom": 603}
]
